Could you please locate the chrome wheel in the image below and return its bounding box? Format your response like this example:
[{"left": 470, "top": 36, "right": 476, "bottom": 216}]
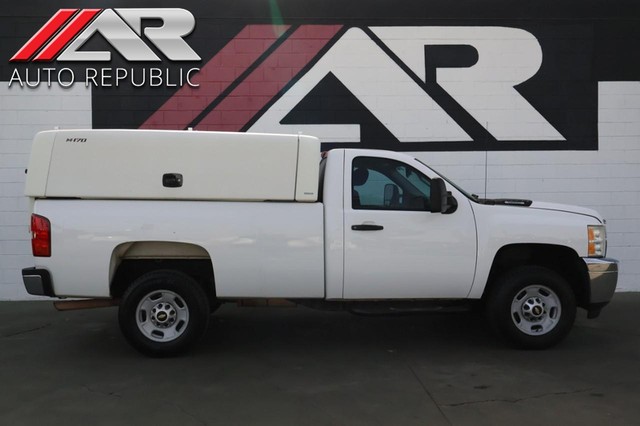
[
  {"left": 136, "top": 290, "right": 190, "bottom": 342},
  {"left": 510, "top": 285, "right": 561, "bottom": 336}
]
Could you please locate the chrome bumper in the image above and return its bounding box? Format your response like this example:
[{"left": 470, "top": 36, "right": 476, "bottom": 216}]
[{"left": 584, "top": 258, "right": 618, "bottom": 304}]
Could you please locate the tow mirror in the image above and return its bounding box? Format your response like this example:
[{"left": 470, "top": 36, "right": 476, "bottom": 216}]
[{"left": 430, "top": 178, "right": 457, "bottom": 214}]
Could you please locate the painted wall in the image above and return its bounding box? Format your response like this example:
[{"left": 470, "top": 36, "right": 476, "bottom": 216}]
[
  {"left": 0, "top": 1, "right": 638, "bottom": 298},
  {"left": 0, "top": 84, "right": 91, "bottom": 299}
]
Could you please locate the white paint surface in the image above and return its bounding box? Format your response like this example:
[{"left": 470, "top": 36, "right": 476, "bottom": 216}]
[
  {"left": 31, "top": 199, "right": 325, "bottom": 299},
  {"left": 26, "top": 130, "right": 319, "bottom": 202}
]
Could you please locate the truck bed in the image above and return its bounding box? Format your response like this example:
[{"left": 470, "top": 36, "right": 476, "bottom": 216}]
[{"left": 33, "top": 199, "right": 325, "bottom": 298}]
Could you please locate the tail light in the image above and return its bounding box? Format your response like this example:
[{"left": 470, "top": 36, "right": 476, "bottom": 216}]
[{"left": 31, "top": 214, "right": 51, "bottom": 257}]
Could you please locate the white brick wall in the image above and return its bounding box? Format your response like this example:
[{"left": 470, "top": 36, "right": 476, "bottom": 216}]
[
  {"left": 0, "top": 81, "right": 637, "bottom": 298},
  {"left": 0, "top": 84, "right": 91, "bottom": 300},
  {"left": 416, "top": 81, "right": 640, "bottom": 291}
]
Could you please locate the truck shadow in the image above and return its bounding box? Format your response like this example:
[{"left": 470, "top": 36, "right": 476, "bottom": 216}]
[
  {"left": 39, "top": 302, "right": 621, "bottom": 363},
  {"left": 203, "top": 304, "right": 498, "bottom": 355}
]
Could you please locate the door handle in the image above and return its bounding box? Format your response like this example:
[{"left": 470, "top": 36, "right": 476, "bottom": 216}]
[{"left": 351, "top": 224, "right": 384, "bottom": 231}]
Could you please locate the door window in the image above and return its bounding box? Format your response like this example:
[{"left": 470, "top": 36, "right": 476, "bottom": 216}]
[{"left": 352, "top": 157, "right": 431, "bottom": 210}]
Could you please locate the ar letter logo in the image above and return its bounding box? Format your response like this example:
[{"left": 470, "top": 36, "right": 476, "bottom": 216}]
[
  {"left": 11, "top": 8, "right": 200, "bottom": 62},
  {"left": 250, "top": 27, "right": 565, "bottom": 143}
]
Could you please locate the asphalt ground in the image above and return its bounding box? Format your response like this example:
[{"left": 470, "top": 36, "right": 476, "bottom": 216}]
[{"left": 0, "top": 294, "right": 639, "bottom": 426}]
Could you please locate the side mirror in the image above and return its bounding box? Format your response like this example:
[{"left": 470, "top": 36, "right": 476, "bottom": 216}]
[{"left": 430, "top": 178, "right": 457, "bottom": 214}]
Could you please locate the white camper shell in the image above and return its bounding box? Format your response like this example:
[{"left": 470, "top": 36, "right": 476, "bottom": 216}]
[{"left": 25, "top": 130, "right": 321, "bottom": 202}]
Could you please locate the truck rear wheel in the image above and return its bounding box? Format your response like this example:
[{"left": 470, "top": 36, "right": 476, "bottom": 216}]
[
  {"left": 119, "top": 270, "right": 210, "bottom": 357},
  {"left": 486, "top": 266, "right": 576, "bottom": 349}
]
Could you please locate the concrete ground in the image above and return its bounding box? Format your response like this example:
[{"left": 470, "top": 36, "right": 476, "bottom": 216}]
[{"left": 0, "top": 294, "right": 639, "bottom": 426}]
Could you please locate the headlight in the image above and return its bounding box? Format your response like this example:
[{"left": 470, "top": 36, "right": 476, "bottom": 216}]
[{"left": 588, "top": 225, "right": 606, "bottom": 257}]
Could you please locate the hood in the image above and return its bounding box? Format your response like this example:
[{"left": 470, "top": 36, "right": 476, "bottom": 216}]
[{"left": 529, "top": 201, "right": 603, "bottom": 222}]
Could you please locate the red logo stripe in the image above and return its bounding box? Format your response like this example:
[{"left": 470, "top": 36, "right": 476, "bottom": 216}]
[
  {"left": 33, "top": 9, "right": 101, "bottom": 62},
  {"left": 196, "top": 25, "right": 343, "bottom": 132},
  {"left": 10, "top": 9, "right": 78, "bottom": 62},
  {"left": 140, "top": 25, "right": 290, "bottom": 130}
]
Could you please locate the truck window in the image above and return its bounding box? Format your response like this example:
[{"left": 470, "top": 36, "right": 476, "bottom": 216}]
[{"left": 352, "top": 157, "right": 431, "bottom": 211}]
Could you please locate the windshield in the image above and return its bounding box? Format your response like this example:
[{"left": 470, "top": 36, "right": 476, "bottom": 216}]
[{"left": 414, "top": 159, "right": 477, "bottom": 202}]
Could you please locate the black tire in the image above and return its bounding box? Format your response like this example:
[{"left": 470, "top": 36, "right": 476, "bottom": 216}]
[
  {"left": 486, "top": 266, "right": 576, "bottom": 349},
  {"left": 210, "top": 302, "right": 222, "bottom": 314},
  {"left": 119, "top": 270, "right": 210, "bottom": 357}
]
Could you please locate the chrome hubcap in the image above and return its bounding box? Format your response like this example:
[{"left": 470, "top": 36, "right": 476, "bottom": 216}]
[
  {"left": 522, "top": 297, "right": 546, "bottom": 321},
  {"left": 136, "top": 290, "right": 189, "bottom": 342},
  {"left": 151, "top": 302, "right": 177, "bottom": 328},
  {"left": 511, "top": 285, "right": 561, "bottom": 336}
]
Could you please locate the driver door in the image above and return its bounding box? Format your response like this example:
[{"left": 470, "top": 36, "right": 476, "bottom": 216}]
[{"left": 343, "top": 151, "right": 477, "bottom": 299}]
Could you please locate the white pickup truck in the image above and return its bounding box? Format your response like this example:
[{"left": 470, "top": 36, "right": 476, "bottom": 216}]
[{"left": 22, "top": 129, "right": 618, "bottom": 356}]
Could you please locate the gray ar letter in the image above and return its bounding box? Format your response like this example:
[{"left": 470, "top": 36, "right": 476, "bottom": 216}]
[{"left": 116, "top": 8, "right": 201, "bottom": 61}]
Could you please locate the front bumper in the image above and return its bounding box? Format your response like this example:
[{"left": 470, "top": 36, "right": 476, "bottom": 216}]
[
  {"left": 584, "top": 258, "right": 618, "bottom": 303},
  {"left": 22, "top": 267, "right": 55, "bottom": 297},
  {"left": 583, "top": 258, "right": 618, "bottom": 318}
]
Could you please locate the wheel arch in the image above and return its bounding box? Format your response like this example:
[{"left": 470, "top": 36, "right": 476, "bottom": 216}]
[
  {"left": 109, "top": 241, "right": 217, "bottom": 306},
  {"left": 482, "top": 243, "right": 590, "bottom": 308}
]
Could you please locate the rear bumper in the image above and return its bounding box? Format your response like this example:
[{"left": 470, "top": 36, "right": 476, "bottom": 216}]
[{"left": 22, "top": 267, "right": 55, "bottom": 297}]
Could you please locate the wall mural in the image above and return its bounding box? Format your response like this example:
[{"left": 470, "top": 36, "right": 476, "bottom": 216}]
[
  {"left": 140, "top": 24, "right": 593, "bottom": 152},
  {"left": 3, "top": 2, "right": 637, "bottom": 152}
]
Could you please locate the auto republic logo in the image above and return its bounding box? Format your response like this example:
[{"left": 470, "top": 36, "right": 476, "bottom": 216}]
[{"left": 8, "top": 8, "right": 201, "bottom": 88}]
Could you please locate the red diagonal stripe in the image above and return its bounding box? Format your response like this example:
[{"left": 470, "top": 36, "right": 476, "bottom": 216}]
[
  {"left": 10, "top": 9, "right": 78, "bottom": 62},
  {"left": 33, "top": 9, "right": 101, "bottom": 62},
  {"left": 195, "top": 25, "right": 343, "bottom": 132},
  {"left": 140, "top": 25, "right": 290, "bottom": 130}
]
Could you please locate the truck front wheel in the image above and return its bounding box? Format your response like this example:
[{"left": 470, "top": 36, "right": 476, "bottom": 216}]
[
  {"left": 486, "top": 266, "right": 576, "bottom": 349},
  {"left": 118, "top": 270, "right": 210, "bottom": 357}
]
